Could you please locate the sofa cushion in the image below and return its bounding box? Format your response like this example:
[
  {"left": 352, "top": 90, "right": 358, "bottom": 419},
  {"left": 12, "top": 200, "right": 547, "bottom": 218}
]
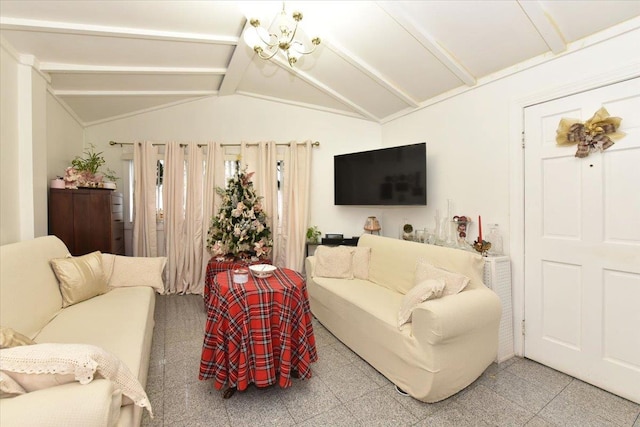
[
  {"left": 50, "top": 252, "right": 108, "bottom": 308},
  {"left": 33, "top": 287, "right": 155, "bottom": 386},
  {"left": 314, "top": 246, "right": 353, "bottom": 279},
  {"left": 352, "top": 247, "right": 371, "bottom": 280},
  {"left": 415, "top": 260, "right": 470, "bottom": 296},
  {"left": 0, "top": 236, "right": 67, "bottom": 339},
  {"left": 312, "top": 277, "right": 403, "bottom": 327},
  {"left": 358, "top": 234, "right": 486, "bottom": 294},
  {"left": 0, "top": 343, "right": 151, "bottom": 415},
  {"left": 0, "top": 328, "right": 35, "bottom": 349},
  {"left": 102, "top": 254, "right": 166, "bottom": 293},
  {"left": 0, "top": 380, "right": 122, "bottom": 427},
  {"left": 398, "top": 279, "right": 445, "bottom": 327}
]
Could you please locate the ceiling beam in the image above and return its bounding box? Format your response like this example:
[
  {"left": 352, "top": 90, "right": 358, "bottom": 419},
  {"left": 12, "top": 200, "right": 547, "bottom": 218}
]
[
  {"left": 218, "top": 19, "right": 255, "bottom": 96},
  {"left": 53, "top": 90, "right": 217, "bottom": 97},
  {"left": 0, "top": 17, "right": 238, "bottom": 45},
  {"left": 270, "top": 56, "right": 380, "bottom": 122},
  {"left": 39, "top": 63, "right": 226, "bottom": 75},
  {"left": 377, "top": 1, "right": 476, "bottom": 87},
  {"left": 324, "top": 39, "right": 419, "bottom": 108},
  {"left": 517, "top": 0, "right": 566, "bottom": 54}
]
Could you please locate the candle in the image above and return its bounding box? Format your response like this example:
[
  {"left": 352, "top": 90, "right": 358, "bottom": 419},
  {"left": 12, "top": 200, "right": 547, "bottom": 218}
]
[{"left": 478, "top": 215, "right": 482, "bottom": 243}]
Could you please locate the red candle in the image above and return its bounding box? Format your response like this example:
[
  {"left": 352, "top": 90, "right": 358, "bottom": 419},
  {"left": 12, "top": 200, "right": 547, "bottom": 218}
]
[{"left": 478, "top": 215, "right": 482, "bottom": 243}]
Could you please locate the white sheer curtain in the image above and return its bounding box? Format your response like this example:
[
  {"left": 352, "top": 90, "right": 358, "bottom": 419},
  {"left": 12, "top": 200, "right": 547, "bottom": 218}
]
[
  {"left": 133, "top": 141, "right": 159, "bottom": 257},
  {"left": 278, "top": 141, "right": 313, "bottom": 270},
  {"left": 240, "top": 141, "right": 279, "bottom": 263}
]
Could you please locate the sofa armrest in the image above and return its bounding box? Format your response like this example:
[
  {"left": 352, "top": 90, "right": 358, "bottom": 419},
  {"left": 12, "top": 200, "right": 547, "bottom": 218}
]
[
  {"left": 0, "top": 379, "right": 122, "bottom": 427},
  {"left": 305, "top": 256, "right": 316, "bottom": 282},
  {"left": 411, "top": 288, "right": 501, "bottom": 345}
]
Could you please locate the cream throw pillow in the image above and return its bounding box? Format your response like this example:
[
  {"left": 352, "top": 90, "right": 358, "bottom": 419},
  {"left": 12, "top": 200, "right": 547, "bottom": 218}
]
[
  {"left": 50, "top": 251, "right": 108, "bottom": 307},
  {"left": 0, "top": 343, "right": 153, "bottom": 415},
  {"left": 351, "top": 247, "right": 371, "bottom": 280},
  {"left": 105, "top": 255, "right": 166, "bottom": 293},
  {"left": 398, "top": 278, "right": 445, "bottom": 327},
  {"left": 415, "top": 259, "right": 470, "bottom": 296},
  {"left": 314, "top": 246, "right": 353, "bottom": 279},
  {"left": 0, "top": 327, "right": 35, "bottom": 349}
]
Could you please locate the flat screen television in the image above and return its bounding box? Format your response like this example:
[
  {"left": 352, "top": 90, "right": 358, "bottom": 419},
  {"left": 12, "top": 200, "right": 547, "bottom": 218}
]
[{"left": 334, "top": 142, "right": 426, "bottom": 206}]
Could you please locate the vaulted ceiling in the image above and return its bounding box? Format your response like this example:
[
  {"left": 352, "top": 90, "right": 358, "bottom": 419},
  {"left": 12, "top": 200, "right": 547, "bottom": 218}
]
[{"left": 2, "top": 1, "right": 639, "bottom": 126}]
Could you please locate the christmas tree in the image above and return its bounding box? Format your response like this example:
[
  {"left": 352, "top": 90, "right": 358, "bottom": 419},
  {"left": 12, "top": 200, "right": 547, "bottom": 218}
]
[{"left": 206, "top": 164, "right": 273, "bottom": 260}]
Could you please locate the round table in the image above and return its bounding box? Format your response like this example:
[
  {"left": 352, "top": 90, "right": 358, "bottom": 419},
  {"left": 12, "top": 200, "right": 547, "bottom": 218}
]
[
  {"left": 199, "top": 267, "right": 317, "bottom": 395},
  {"left": 202, "top": 256, "right": 269, "bottom": 311}
]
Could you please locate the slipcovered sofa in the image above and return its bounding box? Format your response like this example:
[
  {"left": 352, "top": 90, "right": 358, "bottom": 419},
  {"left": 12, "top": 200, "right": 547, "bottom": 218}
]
[
  {"left": 305, "top": 233, "right": 501, "bottom": 403},
  {"left": 0, "top": 236, "right": 162, "bottom": 427}
]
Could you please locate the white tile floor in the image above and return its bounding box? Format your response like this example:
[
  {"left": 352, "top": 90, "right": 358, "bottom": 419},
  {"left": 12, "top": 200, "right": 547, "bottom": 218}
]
[{"left": 142, "top": 294, "right": 640, "bottom": 427}]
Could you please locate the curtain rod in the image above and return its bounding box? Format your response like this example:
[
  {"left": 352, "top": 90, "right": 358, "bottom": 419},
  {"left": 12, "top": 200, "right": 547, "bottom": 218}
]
[{"left": 109, "top": 140, "right": 320, "bottom": 148}]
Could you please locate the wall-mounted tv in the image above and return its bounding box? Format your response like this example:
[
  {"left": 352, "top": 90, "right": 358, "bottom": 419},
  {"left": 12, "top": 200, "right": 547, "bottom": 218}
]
[{"left": 334, "top": 142, "right": 426, "bottom": 206}]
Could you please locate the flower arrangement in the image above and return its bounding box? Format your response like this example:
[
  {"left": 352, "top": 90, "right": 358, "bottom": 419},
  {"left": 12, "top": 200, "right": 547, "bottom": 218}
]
[
  {"left": 206, "top": 164, "right": 273, "bottom": 260},
  {"left": 63, "top": 144, "right": 119, "bottom": 189}
]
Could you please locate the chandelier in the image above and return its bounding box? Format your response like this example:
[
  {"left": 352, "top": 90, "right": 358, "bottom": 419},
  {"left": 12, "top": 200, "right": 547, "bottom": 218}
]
[{"left": 248, "top": 3, "right": 321, "bottom": 67}]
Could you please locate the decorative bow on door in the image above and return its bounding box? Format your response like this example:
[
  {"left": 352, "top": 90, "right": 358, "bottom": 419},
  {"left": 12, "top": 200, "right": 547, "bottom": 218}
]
[{"left": 556, "top": 107, "right": 625, "bottom": 158}]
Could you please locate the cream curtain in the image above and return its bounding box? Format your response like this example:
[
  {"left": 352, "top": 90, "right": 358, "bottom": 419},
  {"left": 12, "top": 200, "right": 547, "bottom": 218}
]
[
  {"left": 201, "top": 143, "right": 225, "bottom": 286},
  {"left": 164, "top": 142, "right": 225, "bottom": 294},
  {"left": 278, "top": 141, "right": 313, "bottom": 270},
  {"left": 163, "top": 142, "right": 185, "bottom": 294},
  {"left": 133, "top": 141, "right": 158, "bottom": 257},
  {"left": 240, "top": 141, "right": 279, "bottom": 264}
]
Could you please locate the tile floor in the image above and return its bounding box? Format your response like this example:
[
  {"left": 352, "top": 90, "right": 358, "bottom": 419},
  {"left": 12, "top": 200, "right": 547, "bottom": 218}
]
[{"left": 142, "top": 294, "right": 640, "bottom": 426}]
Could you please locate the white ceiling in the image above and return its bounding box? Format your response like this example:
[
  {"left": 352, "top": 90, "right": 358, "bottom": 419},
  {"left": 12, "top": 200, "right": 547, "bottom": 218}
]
[{"left": 2, "top": 1, "right": 639, "bottom": 126}]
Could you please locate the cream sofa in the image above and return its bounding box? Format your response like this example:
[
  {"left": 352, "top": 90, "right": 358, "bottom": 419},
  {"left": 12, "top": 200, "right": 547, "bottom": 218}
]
[
  {"left": 305, "top": 233, "right": 501, "bottom": 403},
  {"left": 0, "top": 236, "right": 157, "bottom": 427}
]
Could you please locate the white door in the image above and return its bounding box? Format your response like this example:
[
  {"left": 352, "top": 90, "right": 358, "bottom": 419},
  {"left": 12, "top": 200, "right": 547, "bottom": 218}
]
[{"left": 524, "top": 77, "right": 640, "bottom": 404}]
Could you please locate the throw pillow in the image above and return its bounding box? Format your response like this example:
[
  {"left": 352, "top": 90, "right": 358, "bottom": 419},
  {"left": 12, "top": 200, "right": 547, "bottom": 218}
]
[
  {"left": 414, "top": 259, "right": 470, "bottom": 296},
  {"left": 0, "top": 327, "right": 35, "bottom": 349},
  {"left": 50, "top": 251, "right": 108, "bottom": 308},
  {"left": 107, "top": 255, "right": 167, "bottom": 293},
  {"left": 0, "top": 343, "right": 153, "bottom": 415},
  {"left": 101, "top": 253, "right": 116, "bottom": 284},
  {"left": 398, "top": 278, "right": 445, "bottom": 327},
  {"left": 0, "top": 371, "right": 25, "bottom": 398},
  {"left": 351, "top": 247, "right": 371, "bottom": 280},
  {"left": 314, "top": 246, "right": 353, "bottom": 279}
]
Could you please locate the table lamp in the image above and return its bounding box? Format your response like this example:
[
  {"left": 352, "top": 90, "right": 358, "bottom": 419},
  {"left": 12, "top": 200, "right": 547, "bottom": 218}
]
[{"left": 364, "top": 216, "right": 381, "bottom": 235}]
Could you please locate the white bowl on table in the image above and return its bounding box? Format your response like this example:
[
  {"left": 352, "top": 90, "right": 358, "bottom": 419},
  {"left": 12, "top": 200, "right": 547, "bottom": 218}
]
[{"left": 249, "top": 264, "right": 277, "bottom": 278}]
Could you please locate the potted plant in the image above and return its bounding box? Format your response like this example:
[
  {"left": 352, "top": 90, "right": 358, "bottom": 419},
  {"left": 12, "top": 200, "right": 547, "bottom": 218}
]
[
  {"left": 306, "top": 226, "right": 321, "bottom": 243},
  {"left": 65, "top": 143, "right": 118, "bottom": 189},
  {"left": 102, "top": 168, "right": 119, "bottom": 189}
]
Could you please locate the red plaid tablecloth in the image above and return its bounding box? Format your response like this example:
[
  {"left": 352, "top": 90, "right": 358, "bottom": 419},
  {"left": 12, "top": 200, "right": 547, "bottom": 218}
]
[
  {"left": 199, "top": 267, "right": 317, "bottom": 391},
  {"left": 202, "top": 257, "right": 268, "bottom": 310}
]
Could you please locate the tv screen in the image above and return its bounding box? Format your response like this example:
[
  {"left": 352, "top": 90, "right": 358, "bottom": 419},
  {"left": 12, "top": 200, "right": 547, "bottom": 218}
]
[{"left": 334, "top": 143, "right": 426, "bottom": 206}]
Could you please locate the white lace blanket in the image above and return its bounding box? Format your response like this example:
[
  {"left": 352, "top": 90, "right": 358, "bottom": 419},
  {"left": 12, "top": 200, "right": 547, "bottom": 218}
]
[{"left": 0, "top": 343, "right": 152, "bottom": 416}]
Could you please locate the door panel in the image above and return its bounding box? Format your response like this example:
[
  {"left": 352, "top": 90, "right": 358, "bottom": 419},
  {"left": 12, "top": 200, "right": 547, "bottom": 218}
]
[{"left": 524, "top": 77, "right": 640, "bottom": 404}]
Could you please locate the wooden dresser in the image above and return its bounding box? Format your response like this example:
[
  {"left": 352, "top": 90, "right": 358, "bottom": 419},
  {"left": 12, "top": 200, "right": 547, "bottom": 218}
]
[{"left": 48, "top": 188, "right": 125, "bottom": 256}]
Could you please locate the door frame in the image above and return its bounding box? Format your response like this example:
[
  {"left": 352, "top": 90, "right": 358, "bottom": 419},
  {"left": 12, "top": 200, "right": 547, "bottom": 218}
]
[{"left": 507, "top": 63, "right": 640, "bottom": 357}]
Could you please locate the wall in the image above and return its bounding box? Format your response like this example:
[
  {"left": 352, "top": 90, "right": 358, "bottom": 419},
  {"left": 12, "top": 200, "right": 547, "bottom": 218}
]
[
  {"left": 0, "top": 45, "right": 21, "bottom": 245},
  {"left": 381, "top": 27, "right": 640, "bottom": 256},
  {"left": 1, "top": 46, "right": 50, "bottom": 243},
  {"left": 47, "top": 93, "right": 84, "bottom": 182},
  {"left": 84, "top": 95, "right": 381, "bottom": 240},
  {"left": 1, "top": 38, "right": 83, "bottom": 245}
]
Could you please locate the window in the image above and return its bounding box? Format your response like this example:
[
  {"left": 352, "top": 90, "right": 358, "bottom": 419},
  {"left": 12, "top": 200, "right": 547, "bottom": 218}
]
[{"left": 125, "top": 153, "right": 284, "bottom": 227}]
